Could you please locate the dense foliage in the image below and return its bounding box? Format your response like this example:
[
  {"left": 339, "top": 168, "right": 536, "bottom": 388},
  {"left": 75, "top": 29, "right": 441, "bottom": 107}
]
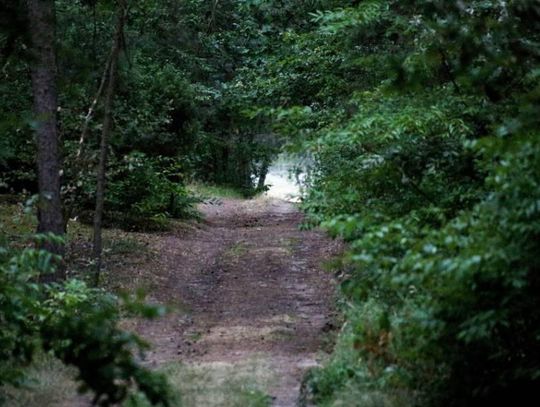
[
  {"left": 0, "top": 0, "right": 278, "bottom": 222},
  {"left": 2, "top": 0, "right": 540, "bottom": 405},
  {"left": 229, "top": 0, "right": 540, "bottom": 405}
]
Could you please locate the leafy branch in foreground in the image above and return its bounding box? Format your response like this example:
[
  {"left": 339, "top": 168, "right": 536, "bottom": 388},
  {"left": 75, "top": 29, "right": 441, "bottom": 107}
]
[{"left": 0, "top": 239, "right": 174, "bottom": 406}]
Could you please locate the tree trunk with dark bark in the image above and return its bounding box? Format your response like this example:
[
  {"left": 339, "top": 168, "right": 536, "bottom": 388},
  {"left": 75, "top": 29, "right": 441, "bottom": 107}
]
[
  {"left": 92, "top": 0, "right": 127, "bottom": 287},
  {"left": 27, "top": 0, "right": 65, "bottom": 282}
]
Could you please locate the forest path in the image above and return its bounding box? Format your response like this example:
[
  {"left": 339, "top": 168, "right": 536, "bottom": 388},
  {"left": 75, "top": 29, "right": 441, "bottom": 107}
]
[{"left": 130, "top": 197, "right": 340, "bottom": 406}]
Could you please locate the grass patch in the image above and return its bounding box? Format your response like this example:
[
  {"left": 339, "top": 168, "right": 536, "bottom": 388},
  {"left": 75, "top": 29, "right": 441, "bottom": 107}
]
[
  {"left": 224, "top": 241, "right": 248, "bottom": 259},
  {"left": 0, "top": 354, "right": 82, "bottom": 407},
  {"left": 164, "top": 357, "right": 274, "bottom": 407},
  {"left": 104, "top": 235, "right": 149, "bottom": 257},
  {"left": 0, "top": 200, "right": 154, "bottom": 289},
  {"left": 278, "top": 237, "right": 300, "bottom": 255},
  {"left": 0, "top": 201, "right": 36, "bottom": 246},
  {"left": 0, "top": 353, "right": 275, "bottom": 407},
  {"left": 187, "top": 183, "right": 245, "bottom": 200},
  {"left": 185, "top": 331, "right": 203, "bottom": 343}
]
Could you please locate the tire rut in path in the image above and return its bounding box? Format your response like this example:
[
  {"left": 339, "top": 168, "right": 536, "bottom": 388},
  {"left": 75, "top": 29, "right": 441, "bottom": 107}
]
[{"left": 135, "top": 197, "right": 340, "bottom": 406}]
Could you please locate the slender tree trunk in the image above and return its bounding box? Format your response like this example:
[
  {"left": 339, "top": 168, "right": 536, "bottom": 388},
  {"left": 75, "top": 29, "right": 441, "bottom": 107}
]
[
  {"left": 257, "top": 159, "right": 269, "bottom": 191},
  {"left": 92, "top": 0, "right": 127, "bottom": 287},
  {"left": 77, "top": 52, "right": 113, "bottom": 159},
  {"left": 27, "top": 0, "right": 65, "bottom": 281}
]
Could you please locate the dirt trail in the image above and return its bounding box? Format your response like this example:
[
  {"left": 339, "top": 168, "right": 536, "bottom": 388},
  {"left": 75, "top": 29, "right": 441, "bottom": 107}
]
[{"left": 133, "top": 197, "right": 340, "bottom": 406}]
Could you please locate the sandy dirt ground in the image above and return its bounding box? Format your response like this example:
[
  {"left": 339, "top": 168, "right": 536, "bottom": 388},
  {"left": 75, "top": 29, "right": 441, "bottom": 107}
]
[{"left": 128, "top": 196, "right": 341, "bottom": 406}]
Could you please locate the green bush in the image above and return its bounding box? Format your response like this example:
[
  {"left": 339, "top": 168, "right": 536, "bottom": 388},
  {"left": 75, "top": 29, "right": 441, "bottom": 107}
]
[
  {"left": 106, "top": 153, "right": 199, "bottom": 221},
  {"left": 67, "top": 152, "right": 199, "bottom": 230},
  {"left": 311, "top": 135, "right": 540, "bottom": 405},
  {"left": 0, "top": 236, "right": 174, "bottom": 406}
]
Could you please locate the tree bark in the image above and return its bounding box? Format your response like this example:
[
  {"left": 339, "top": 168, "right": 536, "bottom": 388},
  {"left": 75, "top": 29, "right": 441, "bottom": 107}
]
[
  {"left": 92, "top": 0, "right": 127, "bottom": 287},
  {"left": 257, "top": 159, "right": 269, "bottom": 191},
  {"left": 27, "top": 0, "right": 65, "bottom": 281}
]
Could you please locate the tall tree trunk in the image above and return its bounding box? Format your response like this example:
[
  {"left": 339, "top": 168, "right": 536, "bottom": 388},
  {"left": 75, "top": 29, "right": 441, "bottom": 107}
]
[
  {"left": 92, "top": 0, "right": 127, "bottom": 287},
  {"left": 27, "top": 0, "right": 65, "bottom": 281}
]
